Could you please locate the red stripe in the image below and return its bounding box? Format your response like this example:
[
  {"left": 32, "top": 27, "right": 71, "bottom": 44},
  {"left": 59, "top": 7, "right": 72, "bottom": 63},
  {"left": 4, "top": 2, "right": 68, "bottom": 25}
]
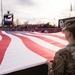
[
  {"left": 0, "top": 31, "right": 11, "bottom": 64},
  {"left": 34, "top": 36, "right": 65, "bottom": 48},
  {"left": 13, "top": 34, "right": 55, "bottom": 61},
  {"left": 50, "top": 34, "right": 66, "bottom": 40},
  {"left": 24, "top": 34, "right": 65, "bottom": 48}
]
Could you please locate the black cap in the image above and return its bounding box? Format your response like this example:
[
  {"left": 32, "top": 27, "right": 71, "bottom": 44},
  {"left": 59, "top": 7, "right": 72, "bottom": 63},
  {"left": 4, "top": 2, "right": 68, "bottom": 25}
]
[{"left": 62, "top": 19, "right": 75, "bottom": 32}]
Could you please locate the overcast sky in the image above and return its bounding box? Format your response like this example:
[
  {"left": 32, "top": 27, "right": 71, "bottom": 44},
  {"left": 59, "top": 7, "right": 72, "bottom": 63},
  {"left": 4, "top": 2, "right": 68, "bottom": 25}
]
[{"left": 0, "top": 0, "right": 75, "bottom": 25}]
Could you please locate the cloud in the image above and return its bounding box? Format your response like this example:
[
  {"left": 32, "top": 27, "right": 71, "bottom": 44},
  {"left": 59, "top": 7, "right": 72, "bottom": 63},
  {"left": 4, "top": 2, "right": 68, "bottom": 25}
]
[
  {"left": 16, "top": 0, "right": 35, "bottom": 6},
  {"left": 0, "top": 0, "right": 75, "bottom": 25}
]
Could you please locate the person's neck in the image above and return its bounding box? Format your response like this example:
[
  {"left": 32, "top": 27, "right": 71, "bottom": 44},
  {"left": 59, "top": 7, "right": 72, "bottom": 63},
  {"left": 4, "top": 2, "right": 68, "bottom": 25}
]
[{"left": 68, "top": 38, "right": 75, "bottom": 45}]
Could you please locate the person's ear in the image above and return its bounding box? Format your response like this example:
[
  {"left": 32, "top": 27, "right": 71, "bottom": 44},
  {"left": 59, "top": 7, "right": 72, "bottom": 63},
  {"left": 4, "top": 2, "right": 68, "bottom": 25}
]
[{"left": 67, "top": 31, "right": 71, "bottom": 37}]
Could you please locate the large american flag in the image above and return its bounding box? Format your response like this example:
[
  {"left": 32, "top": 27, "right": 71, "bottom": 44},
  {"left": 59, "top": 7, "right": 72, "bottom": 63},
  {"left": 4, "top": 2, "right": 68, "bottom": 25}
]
[{"left": 0, "top": 31, "right": 68, "bottom": 74}]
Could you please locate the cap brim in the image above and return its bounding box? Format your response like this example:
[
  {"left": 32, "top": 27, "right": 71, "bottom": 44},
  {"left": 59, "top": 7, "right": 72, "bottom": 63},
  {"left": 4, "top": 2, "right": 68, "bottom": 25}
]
[{"left": 62, "top": 27, "right": 66, "bottom": 31}]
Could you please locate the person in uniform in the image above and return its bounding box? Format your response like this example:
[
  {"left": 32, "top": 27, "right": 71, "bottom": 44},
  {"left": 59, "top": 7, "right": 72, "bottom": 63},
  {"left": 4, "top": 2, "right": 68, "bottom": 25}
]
[{"left": 48, "top": 19, "right": 75, "bottom": 75}]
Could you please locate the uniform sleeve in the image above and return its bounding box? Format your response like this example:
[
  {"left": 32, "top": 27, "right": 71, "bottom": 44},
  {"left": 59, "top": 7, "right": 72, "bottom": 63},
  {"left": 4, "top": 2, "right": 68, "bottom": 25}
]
[{"left": 52, "top": 52, "right": 65, "bottom": 75}]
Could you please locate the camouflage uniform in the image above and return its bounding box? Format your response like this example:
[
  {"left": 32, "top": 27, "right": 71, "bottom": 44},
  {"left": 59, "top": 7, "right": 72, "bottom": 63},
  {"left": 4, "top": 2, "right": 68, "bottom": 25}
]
[{"left": 48, "top": 44, "right": 75, "bottom": 75}]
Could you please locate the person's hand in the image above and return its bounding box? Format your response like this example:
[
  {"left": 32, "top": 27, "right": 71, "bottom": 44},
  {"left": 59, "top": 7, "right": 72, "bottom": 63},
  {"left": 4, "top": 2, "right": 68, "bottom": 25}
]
[
  {"left": 46, "top": 60, "right": 52, "bottom": 69},
  {"left": 46, "top": 60, "right": 52, "bottom": 65},
  {"left": 46, "top": 60, "right": 53, "bottom": 75}
]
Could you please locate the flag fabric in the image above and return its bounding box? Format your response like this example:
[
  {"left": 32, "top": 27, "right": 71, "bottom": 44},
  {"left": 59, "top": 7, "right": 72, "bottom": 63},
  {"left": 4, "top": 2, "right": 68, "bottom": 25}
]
[
  {"left": 0, "top": 31, "right": 68, "bottom": 74},
  {"left": 8, "top": 15, "right": 12, "bottom": 18}
]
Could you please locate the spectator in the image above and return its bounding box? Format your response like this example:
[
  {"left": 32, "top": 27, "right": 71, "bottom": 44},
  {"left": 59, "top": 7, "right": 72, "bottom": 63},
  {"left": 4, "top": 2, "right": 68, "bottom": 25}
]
[
  {"left": 41, "top": 28, "right": 45, "bottom": 33},
  {"left": 47, "top": 19, "right": 75, "bottom": 75},
  {"left": 44, "top": 30, "right": 48, "bottom": 33}
]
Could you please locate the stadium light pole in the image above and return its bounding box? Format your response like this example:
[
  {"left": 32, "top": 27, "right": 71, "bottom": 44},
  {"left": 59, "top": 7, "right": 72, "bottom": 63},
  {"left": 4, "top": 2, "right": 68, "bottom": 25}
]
[
  {"left": 69, "top": 0, "right": 72, "bottom": 17},
  {"left": 1, "top": 0, "right": 3, "bottom": 27}
]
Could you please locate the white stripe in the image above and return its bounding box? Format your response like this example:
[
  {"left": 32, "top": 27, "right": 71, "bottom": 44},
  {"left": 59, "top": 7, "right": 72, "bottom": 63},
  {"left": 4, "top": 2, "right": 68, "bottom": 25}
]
[
  {"left": 0, "top": 35, "right": 2, "bottom": 41},
  {"left": 52, "top": 32, "right": 65, "bottom": 37},
  {"left": 39, "top": 35, "right": 68, "bottom": 45}
]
